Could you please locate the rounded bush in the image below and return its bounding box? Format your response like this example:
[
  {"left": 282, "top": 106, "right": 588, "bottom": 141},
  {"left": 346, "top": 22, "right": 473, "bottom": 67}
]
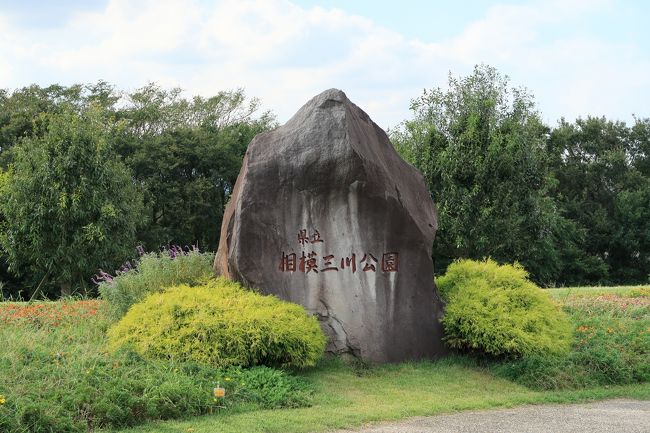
[
  {"left": 107, "top": 278, "right": 326, "bottom": 368},
  {"left": 437, "top": 259, "right": 572, "bottom": 358}
]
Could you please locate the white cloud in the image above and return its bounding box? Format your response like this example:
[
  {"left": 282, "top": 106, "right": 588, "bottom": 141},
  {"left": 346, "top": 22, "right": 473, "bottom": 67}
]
[{"left": 0, "top": 0, "right": 647, "bottom": 128}]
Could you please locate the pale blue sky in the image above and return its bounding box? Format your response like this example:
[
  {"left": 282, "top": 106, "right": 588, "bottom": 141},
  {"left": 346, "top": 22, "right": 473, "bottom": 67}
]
[{"left": 1, "top": 0, "right": 648, "bottom": 128}]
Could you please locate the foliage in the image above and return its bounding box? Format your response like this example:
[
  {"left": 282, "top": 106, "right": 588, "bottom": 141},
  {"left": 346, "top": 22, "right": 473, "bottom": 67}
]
[
  {"left": 437, "top": 259, "right": 572, "bottom": 357},
  {"left": 0, "top": 82, "right": 119, "bottom": 169},
  {"left": 392, "top": 64, "right": 563, "bottom": 284},
  {"left": 1, "top": 290, "right": 648, "bottom": 433},
  {"left": 0, "top": 300, "right": 313, "bottom": 433},
  {"left": 0, "top": 169, "right": 23, "bottom": 299},
  {"left": 99, "top": 248, "right": 214, "bottom": 320},
  {"left": 2, "top": 73, "right": 649, "bottom": 294},
  {"left": 115, "top": 84, "right": 276, "bottom": 250},
  {"left": 107, "top": 278, "right": 326, "bottom": 368},
  {"left": 547, "top": 116, "right": 650, "bottom": 285},
  {"left": 494, "top": 290, "right": 650, "bottom": 389},
  {"left": 113, "top": 356, "right": 650, "bottom": 433},
  {"left": 0, "top": 106, "right": 144, "bottom": 298},
  {"left": 215, "top": 366, "right": 313, "bottom": 409},
  {"left": 0, "top": 83, "right": 274, "bottom": 300}
]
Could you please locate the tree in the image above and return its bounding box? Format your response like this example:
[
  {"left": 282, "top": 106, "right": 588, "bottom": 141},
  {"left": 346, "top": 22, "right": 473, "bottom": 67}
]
[
  {"left": 115, "top": 84, "right": 275, "bottom": 250},
  {"left": 0, "top": 106, "right": 144, "bottom": 297},
  {"left": 392, "top": 65, "right": 564, "bottom": 284},
  {"left": 0, "top": 82, "right": 120, "bottom": 168},
  {"left": 0, "top": 168, "right": 22, "bottom": 299},
  {"left": 548, "top": 116, "right": 650, "bottom": 284}
]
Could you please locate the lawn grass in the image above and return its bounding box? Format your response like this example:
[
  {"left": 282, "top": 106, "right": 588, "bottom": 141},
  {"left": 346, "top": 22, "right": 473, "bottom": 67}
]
[
  {"left": 547, "top": 285, "right": 649, "bottom": 299},
  {"left": 113, "top": 358, "right": 650, "bottom": 433},
  {"left": 2, "top": 285, "right": 648, "bottom": 433},
  {"left": 113, "top": 284, "right": 650, "bottom": 433},
  {"left": 494, "top": 286, "right": 649, "bottom": 389}
]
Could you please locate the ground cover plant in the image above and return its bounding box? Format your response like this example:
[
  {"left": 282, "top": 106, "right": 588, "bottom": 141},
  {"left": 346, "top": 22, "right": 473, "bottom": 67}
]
[
  {"left": 0, "top": 299, "right": 314, "bottom": 433},
  {"left": 116, "top": 356, "right": 650, "bottom": 433},
  {"left": 112, "top": 285, "right": 650, "bottom": 433},
  {"left": 436, "top": 260, "right": 648, "bottom": 390},
  {"left": 0, "top": 299, "right": 101, "bottom": 327}
]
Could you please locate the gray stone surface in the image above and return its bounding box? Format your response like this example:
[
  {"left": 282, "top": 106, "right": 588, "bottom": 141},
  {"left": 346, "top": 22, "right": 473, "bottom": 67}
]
[
  {"left": 331, "top": 399, "right": 650, "bottom": 433},
  {"left": 214, "top": 89, "right": 445, "bottom": 362}
]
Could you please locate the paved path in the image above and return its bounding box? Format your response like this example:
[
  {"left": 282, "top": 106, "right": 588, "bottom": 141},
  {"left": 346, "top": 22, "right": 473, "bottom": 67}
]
[{"left": 332, "top": 399, "right": 650, "bottom": 433}]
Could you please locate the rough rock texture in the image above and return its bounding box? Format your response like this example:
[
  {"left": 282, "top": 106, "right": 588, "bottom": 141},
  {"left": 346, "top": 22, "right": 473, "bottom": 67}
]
[{"left": 215, "top": 89, "right": 445, "bottom": 363}]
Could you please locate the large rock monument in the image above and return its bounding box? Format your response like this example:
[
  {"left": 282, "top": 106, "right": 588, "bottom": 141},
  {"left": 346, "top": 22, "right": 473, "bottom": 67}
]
[{"left": 215, "top": 89, "right": 445, "bottom": 362}]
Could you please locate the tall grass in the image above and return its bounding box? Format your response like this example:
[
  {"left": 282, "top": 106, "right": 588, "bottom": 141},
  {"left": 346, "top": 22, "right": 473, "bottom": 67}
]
[
  {"left": 494, "top": 289, "right": 650, "bottom": 389},
  {"left": 99, "top": 249, "right": 214, "bottom": 320}
]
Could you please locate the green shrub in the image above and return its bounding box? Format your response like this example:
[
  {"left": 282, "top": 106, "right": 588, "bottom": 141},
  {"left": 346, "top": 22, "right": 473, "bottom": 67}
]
[
  {"left": 437, "top": 259, "right": 572, "bottom": 357},
  {"left": 99, "top": 250, "right": 214, "bottom": 319},
  {"left": 107, "top": 278, "right": 327, "bottom": 368}
]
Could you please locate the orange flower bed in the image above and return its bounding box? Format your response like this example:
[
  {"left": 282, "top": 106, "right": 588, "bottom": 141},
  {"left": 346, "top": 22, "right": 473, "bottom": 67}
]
[{"left": 0, "top": 300, "right": 103, "bottom": 327}]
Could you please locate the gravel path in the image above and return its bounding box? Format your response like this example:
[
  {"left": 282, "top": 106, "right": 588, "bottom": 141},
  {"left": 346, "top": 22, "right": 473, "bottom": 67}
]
[{"left": 331, "top": 399, "right": 650, "bottom": 433}]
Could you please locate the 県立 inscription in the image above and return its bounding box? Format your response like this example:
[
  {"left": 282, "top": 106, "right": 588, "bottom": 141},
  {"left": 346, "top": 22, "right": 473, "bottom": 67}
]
[{"left": 279, "top": 229, "right": 399, "bottom": 274}]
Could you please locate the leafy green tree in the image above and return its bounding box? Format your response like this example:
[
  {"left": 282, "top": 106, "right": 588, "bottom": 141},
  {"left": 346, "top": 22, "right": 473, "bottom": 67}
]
[
  {"left": 0, "top": 82, "right": 273, "bottom": 278},
  {"left": 548, "top": 116, "right": 650, "bottom": 284},
  {"left": 392, "top": 65, "right": 565, "bottom": 283},
  {"left": 0, "top": 106, "right": 144, "bottom": 297},
  {"left": 116, "top": 84, "right": 275, "bottom": 250},
  {"left": 0, "top": 82, "right": 123, "bottom": 297},
  {"left": 0, "top": 168, "right": 22, "bottom": 299},
  {"left": 0, "top": 82, "right": 120, "bottom": 168}
]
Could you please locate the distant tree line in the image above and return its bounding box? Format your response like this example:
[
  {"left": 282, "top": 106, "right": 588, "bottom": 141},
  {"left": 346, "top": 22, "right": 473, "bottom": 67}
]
[
  {"left": 392, "top": 65, "right": 649, "bottom": 287},
  {"left": 0, "top": 82, "right": 274, "bottom": 298},
  {"left": 0, "top": 67, "right": 648, "bottom": 298}
]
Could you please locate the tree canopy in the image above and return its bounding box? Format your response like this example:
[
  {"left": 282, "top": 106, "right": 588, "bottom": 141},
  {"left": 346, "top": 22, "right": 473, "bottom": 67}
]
[
  {"left": 0, "top": 106, "right": 144, "bottom": 297},
  {"left": 393, "top": 65, "right": 649, "bottom": 286},
  {"left": 0, "top": 71, "right": 648, "bottom": 298},
  {"left": 547, "top": 116, "right": 650, "bottom": 284},
  {"left": 0, "top": 82, "right": 274, "bottom": 298}
]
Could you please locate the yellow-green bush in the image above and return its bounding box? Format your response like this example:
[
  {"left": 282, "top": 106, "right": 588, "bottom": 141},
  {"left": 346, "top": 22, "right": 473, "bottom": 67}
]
[
  {"left": 107, "top": 278, "right": 326, "bottom": 368},
  {"left": 437, "top": 259, "right": 572, "bottom": 357}
]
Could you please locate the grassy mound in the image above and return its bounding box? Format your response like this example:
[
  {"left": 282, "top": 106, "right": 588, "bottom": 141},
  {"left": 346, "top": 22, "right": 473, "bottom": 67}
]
[
  {"left": 0, "top": 300, "right": 313, "bottom": 433},
  {"left": 494, "top": 289, "right": 650, "bottom": 389}
]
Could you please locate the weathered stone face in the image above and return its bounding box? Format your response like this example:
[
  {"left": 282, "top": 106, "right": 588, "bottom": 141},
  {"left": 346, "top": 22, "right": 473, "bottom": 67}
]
[{"left": 215, "top": 89, "right": 445, "bottom": 363}]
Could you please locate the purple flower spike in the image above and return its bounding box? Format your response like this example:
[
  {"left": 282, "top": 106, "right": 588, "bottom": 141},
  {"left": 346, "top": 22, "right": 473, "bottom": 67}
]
[{"left": 136, "top": 245, "right": 145, "bottom": 256}]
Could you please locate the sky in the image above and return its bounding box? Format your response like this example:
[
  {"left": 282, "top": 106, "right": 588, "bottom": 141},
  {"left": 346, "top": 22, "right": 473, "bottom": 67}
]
[{"left": 0, "top": 0, "right": 648, "bottom": 129}]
